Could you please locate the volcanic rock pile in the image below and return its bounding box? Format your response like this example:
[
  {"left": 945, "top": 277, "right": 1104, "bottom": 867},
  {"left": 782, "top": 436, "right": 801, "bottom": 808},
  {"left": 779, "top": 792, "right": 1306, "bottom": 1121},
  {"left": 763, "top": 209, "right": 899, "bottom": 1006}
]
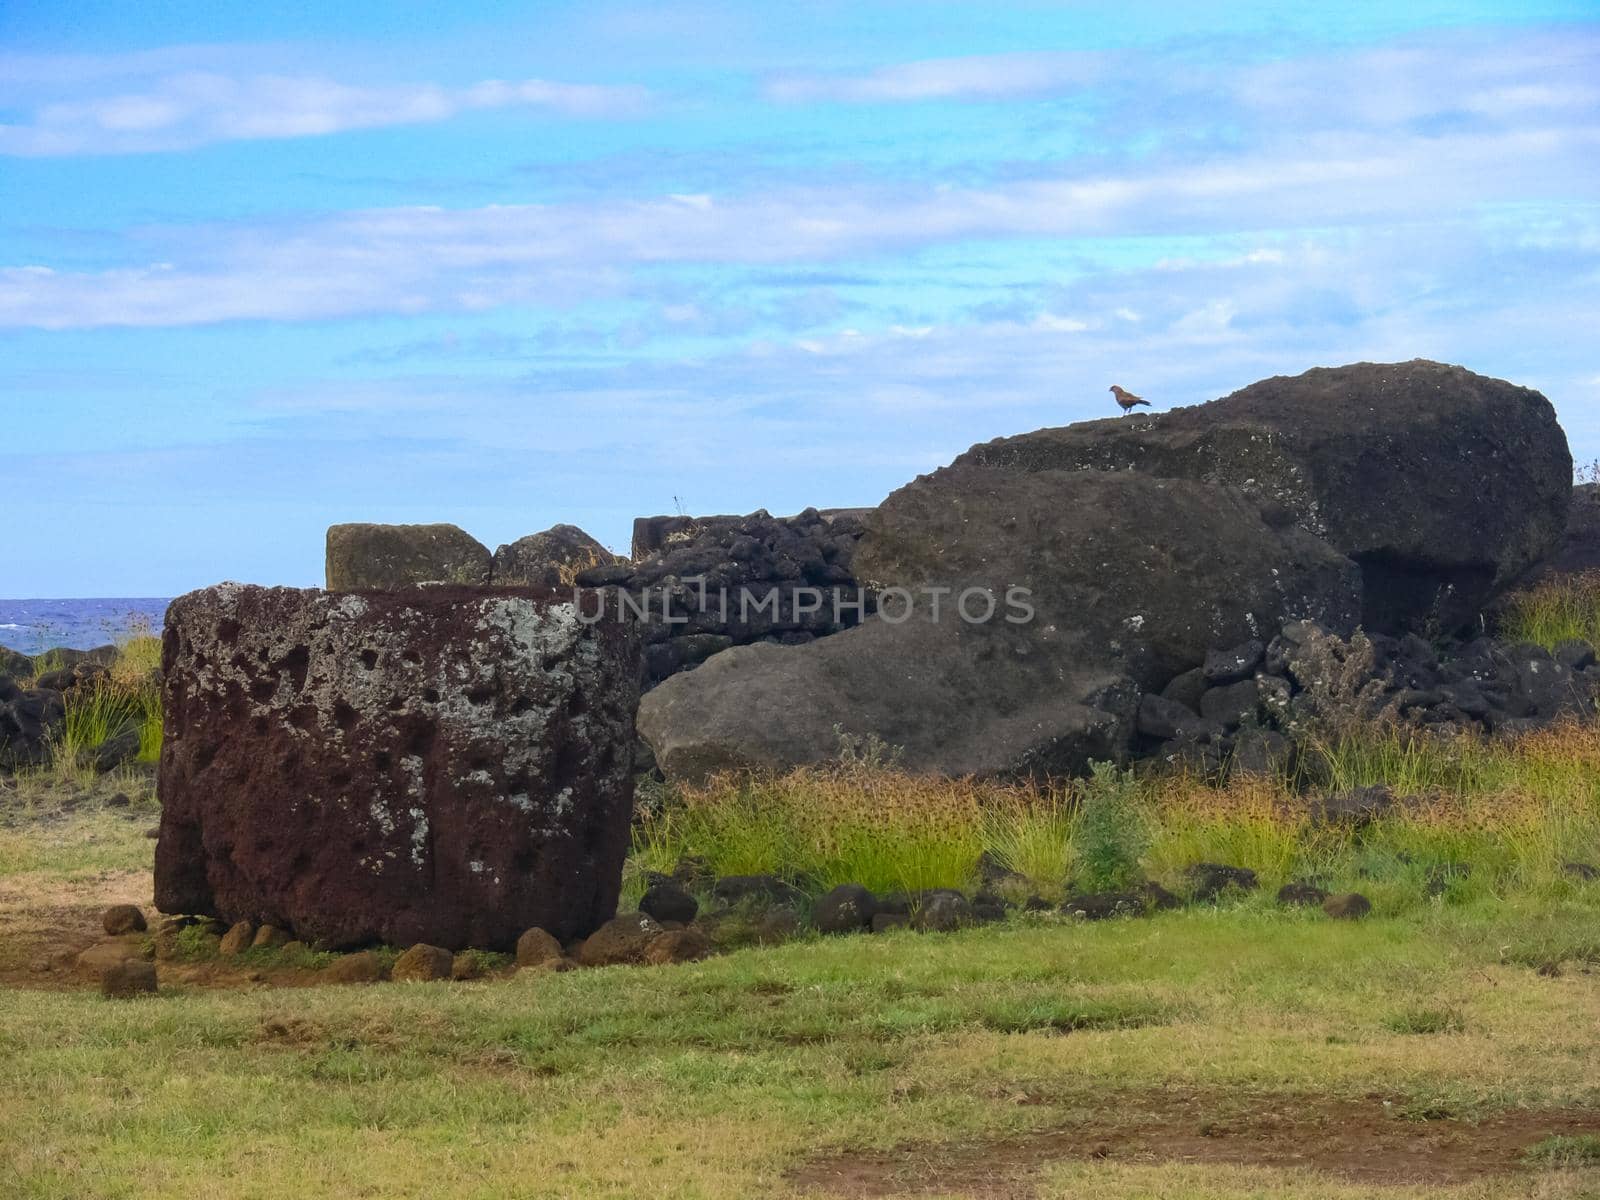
[
  {"left": 639, "top": 360, "right": 1575, "bottom": 781},
  {"left": 575, "top": 507, "right": 873, "bottom": 686}
]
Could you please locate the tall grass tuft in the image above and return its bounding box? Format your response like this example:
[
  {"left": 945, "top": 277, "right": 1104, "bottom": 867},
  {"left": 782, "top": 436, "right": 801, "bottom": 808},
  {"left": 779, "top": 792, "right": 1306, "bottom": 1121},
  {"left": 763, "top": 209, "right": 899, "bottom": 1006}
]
[{"left": 1499, "top": 571, "right": 1600, "bottom": 650}]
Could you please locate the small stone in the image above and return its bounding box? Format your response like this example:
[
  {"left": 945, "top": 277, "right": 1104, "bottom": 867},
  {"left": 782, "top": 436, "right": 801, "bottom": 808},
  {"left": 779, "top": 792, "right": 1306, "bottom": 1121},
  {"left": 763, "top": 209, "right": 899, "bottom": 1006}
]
[
  {"left": 1323, "top": 892, "right": 1372, "bottom": 920},
  {"left": 1563, "top": 862, "right": 1598, "bottom": 882},
  {"left": 251, "top": 924, "right": 290, "bottom": 950},
  {"left": 280, "top": 940, "right": 308, "bottom": 958},
  {"left": 77, "top": 938, "right": 150, "bottom": 974},
  {"left": 100, "top": 960, "right": 157, "bottom": 999},
  {"left": 575, "top": 913, "right": 663, "bottom": 967},
  {"left": 105, "top": 792, "right": 131, "bottom": 808},
  {"left": 515, "top": 927, "right": 564, "bottom": 968},
  {"left": 101, "top": 904, "right": 147, "bottom": 935},
  {"left": 451, "top": 952, "right": 485, "bottom": 981},
  {"left": 391, "top": 943, "right": 453, "bottom": 982},
  {"left": 913, "top": 891, "right": 974, "bottom": 932},
  {"left": 871, "top": 912, "right": 909, "bottom": 933},
  {"left": 218, "top": 921, "right": 255, "bottom": 956},
  {"left": 813, "top": 883, "right": 877, "bottom": 934},
  {"left": 143, "top": 826, "right": 161, "bottom": 839},
  {"left": 643, "top": 928, "right": 712, "bottom": 965},
  {"left": 1187, "top": 863, "right": 1258, "bottom": 902},
  {"left": 1203, "top": 640, "right": 1265, "bottom": 685},
  {"left": 1278, "top": 882, "right": 1329, "bottom": 906},
  {"left": 639, "top": 883, "right": 699, "bottom": 925},
  {"left": 1061, "top": 892, "right": 1144, "bottom": 920},
  {"left": 321, "top": 950, "right": 384, "bottom": 984}
]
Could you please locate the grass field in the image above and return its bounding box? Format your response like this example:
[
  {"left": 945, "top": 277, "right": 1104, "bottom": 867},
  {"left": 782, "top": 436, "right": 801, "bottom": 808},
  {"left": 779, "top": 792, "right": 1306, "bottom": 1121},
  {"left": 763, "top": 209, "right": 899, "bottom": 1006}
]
[
  {"left": 7, "top": 595, "right": 1600, "bottom": 1197},
  {"left": 3, "top": 789, "right": 1600, "bottom": 1198}
]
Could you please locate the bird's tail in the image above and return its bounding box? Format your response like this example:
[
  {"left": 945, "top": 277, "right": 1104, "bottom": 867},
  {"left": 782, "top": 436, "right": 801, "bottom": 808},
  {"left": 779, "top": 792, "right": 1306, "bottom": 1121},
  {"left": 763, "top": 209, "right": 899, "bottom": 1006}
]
[{"left": 1134, "top": 398, "right": 1149, "bottom": 407}]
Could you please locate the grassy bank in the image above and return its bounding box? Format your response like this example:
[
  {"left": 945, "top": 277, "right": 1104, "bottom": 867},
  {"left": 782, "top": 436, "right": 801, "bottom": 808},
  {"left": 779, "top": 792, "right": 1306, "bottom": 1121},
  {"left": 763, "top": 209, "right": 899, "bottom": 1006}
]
[{"left": 628, "top": 722, "right": 1600, "bottom": 916}]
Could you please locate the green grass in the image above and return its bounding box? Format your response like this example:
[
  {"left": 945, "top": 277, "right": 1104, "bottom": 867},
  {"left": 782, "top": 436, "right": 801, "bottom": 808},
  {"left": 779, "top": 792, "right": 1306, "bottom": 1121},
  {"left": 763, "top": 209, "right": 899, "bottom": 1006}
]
[
  {"left": 1526, "top": 1134, "right": 1600, "bottom": 1168},
  {"left": 1500, "top": 571, "right": 1600, "bottom": 649},
  {"left": 4, "top": 900, "right": 1600, "bottom": 1198},
  {"left": 638, "top": 722, "right": 1600, "bottom": 909}
]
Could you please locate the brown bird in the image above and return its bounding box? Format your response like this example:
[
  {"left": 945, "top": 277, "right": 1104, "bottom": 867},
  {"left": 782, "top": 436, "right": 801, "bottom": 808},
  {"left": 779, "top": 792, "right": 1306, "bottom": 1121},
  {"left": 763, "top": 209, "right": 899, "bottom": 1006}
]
[{"left": 1110, "top": 385, "right": 1148, "bottom": 414}]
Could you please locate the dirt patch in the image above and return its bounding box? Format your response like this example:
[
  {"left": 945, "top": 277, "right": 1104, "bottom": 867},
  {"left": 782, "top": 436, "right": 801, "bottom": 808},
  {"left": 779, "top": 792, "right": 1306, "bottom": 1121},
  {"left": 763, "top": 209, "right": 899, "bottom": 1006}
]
[
  {"left": 791, "top": 1090, "right": 1600, "bottom": 1196},
  {"left": 0, "top": 867, "right": 151, "bottom": 984}
]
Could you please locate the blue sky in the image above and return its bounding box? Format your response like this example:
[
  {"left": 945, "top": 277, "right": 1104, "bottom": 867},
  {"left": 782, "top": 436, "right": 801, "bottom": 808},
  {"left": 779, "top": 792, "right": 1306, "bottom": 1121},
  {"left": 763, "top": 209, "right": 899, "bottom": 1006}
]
[{"left": 2, "top": 1, "right": 1598, "bottom": 596}]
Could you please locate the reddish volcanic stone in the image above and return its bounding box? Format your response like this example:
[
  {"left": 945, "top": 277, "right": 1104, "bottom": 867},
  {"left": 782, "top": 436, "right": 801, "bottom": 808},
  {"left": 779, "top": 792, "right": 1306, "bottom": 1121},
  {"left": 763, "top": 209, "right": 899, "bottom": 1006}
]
[{"left": 154, "top": 584, "right": 642, "bottom": 951}]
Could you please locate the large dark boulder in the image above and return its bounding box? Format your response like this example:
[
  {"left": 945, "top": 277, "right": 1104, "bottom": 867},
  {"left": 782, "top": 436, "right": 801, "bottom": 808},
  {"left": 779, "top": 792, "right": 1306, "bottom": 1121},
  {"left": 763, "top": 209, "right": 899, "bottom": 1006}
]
[
  {"left": 0, "top": 683, "right": 65, "bottom": 768},
  {"left": 492, "top": 524, "right": 620, "bottom": 589},
  {"left": 640, "top": 468, "right": 1358, "bottom": 781},
  {"left": 957, "top": 361, "right": 1570, "bottom": 634},
  {"left": 0, "top": 646, "right": 32, "bottom": 677},
  {"left": 325, "top": 523, "right": 492, "bottom": 590},
  {"left": 154, "top": 583, "right": 642, "bottom": 951}
]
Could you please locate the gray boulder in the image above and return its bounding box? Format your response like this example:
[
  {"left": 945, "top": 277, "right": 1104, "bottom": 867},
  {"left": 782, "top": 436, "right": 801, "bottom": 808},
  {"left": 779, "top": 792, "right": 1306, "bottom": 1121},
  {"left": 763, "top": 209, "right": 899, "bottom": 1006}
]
[
  {"left": 491, "top": 524, "right": 619, "bottom": 589},
  {"left": 640, "top": 468, "right": 1358, "bottom": 781},
  {"left": 326, "top": 523, "right": 492, "bottom": 590},
  {"left": 957, "top": 361, "right": 1571, "bottom": 634}
]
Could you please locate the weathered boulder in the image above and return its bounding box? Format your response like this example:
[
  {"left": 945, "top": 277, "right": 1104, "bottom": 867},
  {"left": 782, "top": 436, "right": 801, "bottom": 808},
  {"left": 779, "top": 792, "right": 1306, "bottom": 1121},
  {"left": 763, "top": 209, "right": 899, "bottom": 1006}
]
[
  {"left": 638, "top": 882, "right": 698, "bottom": 925},
  {"left": 101, "top": 959, "right": 158, "bottom": 999},
  {"left": 325, "top": 523, "right": 492, "bottom": 590},
  {"left": 957, "top": 361, "right": 1570, "bottom": 634},
  {"left": 101, "top": 904, "right": 147, "bottom": 936},
  {"left": 154, "top": 583, "right": 642, "bottom": 951},
  {"left": 641, "top": 468, "right": 1358, "bottom": 781},
  {"left": 492, "top": 525, "right": 619, "bottom": 589},
  {"left": 0, "top": 646, "right": 32, "bottom": 677},
  {"left": 0, "top": 683, "right": 65, "bottom": 768},
  {"left": 391, "top": 943, "right": 453, "bottom": 982},
  {"left": 514, "top": 927, "right": 564, "bottom": 969},
  {"left": 322, "top": 951, "right": 385, "bottom": 984}
]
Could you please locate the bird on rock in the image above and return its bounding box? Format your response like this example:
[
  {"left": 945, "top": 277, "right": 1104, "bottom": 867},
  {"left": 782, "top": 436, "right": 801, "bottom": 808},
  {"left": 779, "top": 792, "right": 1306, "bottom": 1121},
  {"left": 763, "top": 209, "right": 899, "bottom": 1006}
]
[{"left": 1110, "top": 385, "right": 1149, "bottom": 414}]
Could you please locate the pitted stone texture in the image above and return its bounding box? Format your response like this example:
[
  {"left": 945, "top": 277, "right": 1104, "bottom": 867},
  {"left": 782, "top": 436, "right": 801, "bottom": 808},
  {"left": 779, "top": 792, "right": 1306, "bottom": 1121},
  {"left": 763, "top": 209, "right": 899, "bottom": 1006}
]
[
  {"left": 326, "top": 523, "right": 491, "bottom": 590},
  {"left": 154, "top": 584, "right": 642, "bottom": 951}
]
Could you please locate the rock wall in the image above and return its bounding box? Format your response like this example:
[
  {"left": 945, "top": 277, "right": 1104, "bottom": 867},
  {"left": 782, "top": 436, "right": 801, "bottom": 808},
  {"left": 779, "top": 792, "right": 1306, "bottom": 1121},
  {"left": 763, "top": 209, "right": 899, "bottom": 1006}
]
[
  {"left": 154, "top": 583, "right": 643, "bottom": 950},
  {"left": 579, "top": 508, "right": 873, "bottom": 686}
]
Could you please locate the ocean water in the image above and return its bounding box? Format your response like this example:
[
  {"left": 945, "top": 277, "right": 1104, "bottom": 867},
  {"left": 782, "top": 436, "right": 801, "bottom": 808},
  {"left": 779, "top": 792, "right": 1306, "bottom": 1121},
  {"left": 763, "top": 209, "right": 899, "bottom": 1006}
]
[{"left": 0, "top": 598, "right": 172, "bottom": 656}]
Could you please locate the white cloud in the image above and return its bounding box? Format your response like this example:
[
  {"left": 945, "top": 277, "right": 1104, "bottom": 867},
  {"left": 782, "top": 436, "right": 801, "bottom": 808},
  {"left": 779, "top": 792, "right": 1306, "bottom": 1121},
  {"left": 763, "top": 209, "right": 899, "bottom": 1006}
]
[
  {"left": 765, "top": 50, "right": 1109, "bottom": 103},
  {"left": 2, "top": 114, "right": 1593, "bottom": 329},
  {"left": 0, "top": 70, "right": 651, "bottom": 156}
]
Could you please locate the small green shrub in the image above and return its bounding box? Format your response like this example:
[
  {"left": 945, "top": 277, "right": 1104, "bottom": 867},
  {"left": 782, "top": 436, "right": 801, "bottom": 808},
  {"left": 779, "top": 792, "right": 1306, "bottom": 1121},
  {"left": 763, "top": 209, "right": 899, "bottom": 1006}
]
[
  {"left": 173, "top": 925, "right": 221, "bottom": 962},
  {"left": 1072, "top": 761, "right": 1148, "bottom": 892}
]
